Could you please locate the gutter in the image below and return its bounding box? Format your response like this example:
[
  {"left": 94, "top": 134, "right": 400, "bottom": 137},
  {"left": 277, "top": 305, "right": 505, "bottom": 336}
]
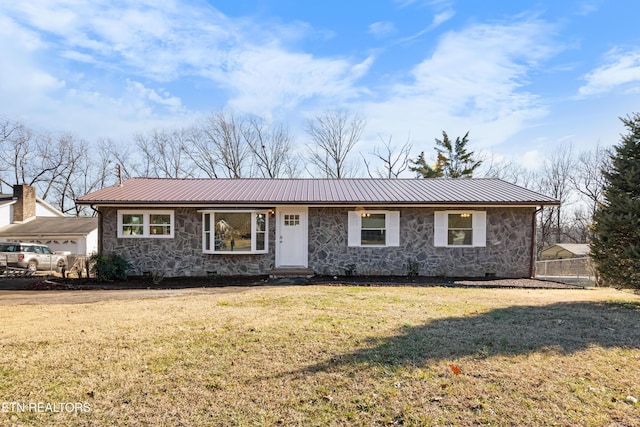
[
  {"left": 530, "top": 206, "right": 544, "bottom": 278},
  {"left": 89, "top": 205, "right": 102, "bottom": 255},
  {"left": 76, "top": 200, "right": 554, "bottom": 207}
]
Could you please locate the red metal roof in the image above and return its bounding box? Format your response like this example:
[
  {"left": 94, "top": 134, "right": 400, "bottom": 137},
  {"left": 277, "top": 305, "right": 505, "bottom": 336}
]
[{"left": 76, "top": 178, "right": 559, "bottom": 206}]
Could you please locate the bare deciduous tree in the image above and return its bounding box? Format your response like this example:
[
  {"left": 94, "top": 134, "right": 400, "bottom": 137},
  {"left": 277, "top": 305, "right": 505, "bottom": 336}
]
[
  {"left": 537, "top": 143, "right": 576, "bottom": 250},
  {"left": 567, "top": 206, "right": 593, "bottom": 243},
  {"left": 133, "top": 128, "right": 195, "bottom": 178},
  {"left": 0, "top": 121, "right": 76, "bottom": 199},
  {"left": 305, "top": 109, "right": 365, "bottom": 178},
  {"left": 362, "top": 134, "right": 412, "bottom": 179},
  {"left": 63, "top": 141, "right": 113, "bottom": 216},
  {"left": 56, "top": 137, "right": 129, "bottom": 216},
  {"left": 0, "top": 118, "right": 20, "bottom": 192},
  {"left": 186, "top": 126, "right": 219, "bottom": 179},
  {"left": 0, "top": 113, "right": 615, "bottom": 236},
  {"left": 0, "top": 120, "right": 102, "bottom": 215},
  {"left": 44, "top": 136, "right": 88, "bottom": 214},
  {"left": 244, "top": 117, "right": 299, "bottom": 178},
  {"left": 479, "top": 151, "right": 539, "bottom": 188},
  {"left": 97, "top": 138, "right": 134, "bottom": 182},
  {"left": 35, "top": 133, "right": 80, "bottom": 202},
  {"left": 199, "top": 111, "right": 250, "bottom": 178},
  {"left": 0, "top": 120, "right": 34, "bottom": 187},
  {"left": 569, "top": 143, "right": 608, "bottom": 224}
]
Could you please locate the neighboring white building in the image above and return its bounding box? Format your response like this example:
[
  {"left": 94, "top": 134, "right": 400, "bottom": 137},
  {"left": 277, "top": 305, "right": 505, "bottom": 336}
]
[
  {"left": 0, "top": 189, "right": 63, "bottom": 225},
  {"left": 0, "top": 185, "right": 98, "bottom": 256}
]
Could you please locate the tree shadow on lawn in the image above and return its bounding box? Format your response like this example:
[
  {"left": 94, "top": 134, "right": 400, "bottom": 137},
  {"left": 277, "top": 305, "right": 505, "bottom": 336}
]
[{"left": 297, "top": 300, "right": 640, "bottom": 374}]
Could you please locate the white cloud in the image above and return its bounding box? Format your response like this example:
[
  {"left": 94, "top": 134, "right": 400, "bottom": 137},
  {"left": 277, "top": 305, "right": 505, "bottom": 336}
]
[
  {"left": 398, "top": 7, "right": 455, "bottom": 43},
  {"left": 578, "top": 49, "right": 640, "bottom": 96},
  {"left": 2, "top": 1, "right": 233, "bottom": 80},
  {"left": 430, "top": 9, "right": 455, "bottom": 29},
  {"left": 521, "top": 150, "right": 543, "bottom": 169},
  {"left": 369, "top": 21, "right": 396, "bottom": 37},
  {"left": 0, "top": 0, "right": 376, "bottom": 139},
  {"left": 394, "top": 0, "right": 418, "bottom": 7},
  {"left": 220, "top": 47, "right": 372, "bottom": 116},
  {"left": 0, "top": 14, "right": 43, "bottom": 50},
  {"left": 0, "top": 0, "right": 566, "bottom": 163},
  {"left": 394, "top": 0, "right": 452, "bottom": 9},
  {"left": 126, "top": 80, "right": 183, "bottom": 111},
  {"left": 0, "top": 15, "right": 66, "bottom": 109},
  {"left": 577, "top": 1, "right": 599, "bottom": 16},
  {"left": 13, "top": 1, "right": 78, "bottom": 35},
  {"left": 360, "top": 18, "right": 558, "bottom": 155},
  {"left": 0, "top": 2, "right": 200, "bottom": 138},
  {"left": 61, "top": 50, "right": 96, "bottom": 64}
]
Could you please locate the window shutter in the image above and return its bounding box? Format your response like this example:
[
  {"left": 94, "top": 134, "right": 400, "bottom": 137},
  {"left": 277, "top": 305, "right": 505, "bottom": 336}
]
[
  {"left": 347, "top": 211, "right": 361, "bottom": 247},
  {"left": 434, "top": 211, "right": 447, "bottom": 247},
  {"left": 472, "top": 211, "right": 487, "bottom": 247},
  {"left": 386, "top": 211, "right": 400, "bottom": 246}
]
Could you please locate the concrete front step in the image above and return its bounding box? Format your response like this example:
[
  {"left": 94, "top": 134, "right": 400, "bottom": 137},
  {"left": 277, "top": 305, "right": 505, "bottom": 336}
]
[{"left": 268, "top": 268, "right": 315, "bottom": 279}]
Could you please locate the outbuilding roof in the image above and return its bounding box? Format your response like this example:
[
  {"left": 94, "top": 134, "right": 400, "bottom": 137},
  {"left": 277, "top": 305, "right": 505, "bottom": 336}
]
[
  {"left": 0, "top": 217, "right": 98, "bottom": 237},
  {"left": 77, "top": 178, "right": 558, "bottom": 206},
  {"left": 540, "top": 244, "right": 591, "bottom": 258}
]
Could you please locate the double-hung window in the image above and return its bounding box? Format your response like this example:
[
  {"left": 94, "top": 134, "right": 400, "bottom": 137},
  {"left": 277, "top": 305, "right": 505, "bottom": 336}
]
[
  {"left": 348, "top": 210, "right": 400, "bottom": 247},
  {"left": 117, "top": 210, "right": 174, "bottom": 238},
  {"left": 202, "top": 211, "right": 268, "bottom": 254},
  {"left": 361, "top": 213, "right": 386, "bottom": 245},
  {"left": 434, "top": 211, "right": 486, "bottom": 247}
]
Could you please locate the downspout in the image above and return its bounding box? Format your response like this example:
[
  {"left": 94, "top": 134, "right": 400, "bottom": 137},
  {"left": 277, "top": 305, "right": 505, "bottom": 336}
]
[
  {"left": 90, "top": 205, "right": 103, "bottom": 255},
  {"left": 530, "top": 206, "right": 543, "bottom": 278}
]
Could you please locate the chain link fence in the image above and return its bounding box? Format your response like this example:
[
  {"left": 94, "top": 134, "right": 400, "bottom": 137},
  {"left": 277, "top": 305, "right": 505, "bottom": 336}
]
[{"left": 535, "top": 257, "right": 596, "bottom": 284}]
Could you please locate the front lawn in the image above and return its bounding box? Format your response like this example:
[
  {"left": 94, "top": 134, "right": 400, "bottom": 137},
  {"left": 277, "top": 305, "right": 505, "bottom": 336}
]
[{"left": 1, "top": 286, "right": 639, "bottom": 426}]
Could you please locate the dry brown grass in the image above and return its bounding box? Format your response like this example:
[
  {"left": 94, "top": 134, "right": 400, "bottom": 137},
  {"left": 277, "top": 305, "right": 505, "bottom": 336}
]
[{"left": 1, "top": 286, "right": 639, "bottom": 426}]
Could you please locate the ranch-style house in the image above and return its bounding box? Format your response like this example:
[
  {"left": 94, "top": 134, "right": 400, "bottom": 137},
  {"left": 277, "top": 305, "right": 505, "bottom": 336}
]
[{"left": 77, "top": 178, "right": 558, "bottom": 278}]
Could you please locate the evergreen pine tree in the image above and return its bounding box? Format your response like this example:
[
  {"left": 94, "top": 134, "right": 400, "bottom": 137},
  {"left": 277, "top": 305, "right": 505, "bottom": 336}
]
[
  {"left": 408, "top": 151, "right": 442, "bottom": 177},
  {"left": 409, "top": 131, "right": 482, "bottom": 178},
  {"left": 590, "top": 113, "right": 640, "bottom": 288}
]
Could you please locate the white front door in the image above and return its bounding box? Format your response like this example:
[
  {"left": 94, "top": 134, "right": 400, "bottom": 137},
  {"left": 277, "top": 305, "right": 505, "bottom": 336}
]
[{"left": 276, "top": 207, "right": 308, "bottom": 268}]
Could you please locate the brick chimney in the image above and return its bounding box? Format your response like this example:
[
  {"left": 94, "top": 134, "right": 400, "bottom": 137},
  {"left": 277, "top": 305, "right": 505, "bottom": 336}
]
[{"left": 13, "top": 184, "right": 37, "bottom": 223}]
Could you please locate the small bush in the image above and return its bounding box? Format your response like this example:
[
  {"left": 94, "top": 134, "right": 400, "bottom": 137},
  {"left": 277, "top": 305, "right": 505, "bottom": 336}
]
[
  {"left": 90, "top": 253, "right": 131, "bottom": 282},
  {"left": 406, "top": 259, "right": 420, "bottom": 277},
  {"left": 152, "top": 269, "right": 164, "bottom": 285},
  {"left": 344, "top": 264, "right": 357, "bottom": 276}
]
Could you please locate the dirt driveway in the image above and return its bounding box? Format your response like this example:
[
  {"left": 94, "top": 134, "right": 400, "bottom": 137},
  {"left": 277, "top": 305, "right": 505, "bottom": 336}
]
[
  {"left": 0, "top": 275, "right": 271, "bottom": 304},
  {"left": 0, "top": 286, "right": 266, "bottom": 305}
]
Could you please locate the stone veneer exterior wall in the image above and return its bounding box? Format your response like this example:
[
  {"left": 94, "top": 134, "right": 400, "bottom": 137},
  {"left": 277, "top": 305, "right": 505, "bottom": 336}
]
[
  {"left": 100, "top": 205, "right": 535, "bottom": 278},
  {"left": 100, "top": 207, "right": 276, "bottom": 276},
  {"left": 307, "top": 206, "right": 535, "bottom": 278}
]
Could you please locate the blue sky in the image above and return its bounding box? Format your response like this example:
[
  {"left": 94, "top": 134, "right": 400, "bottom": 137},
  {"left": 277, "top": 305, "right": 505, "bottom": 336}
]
[{"left": 1, "top": 0, "right": 639, "bottom": 172}]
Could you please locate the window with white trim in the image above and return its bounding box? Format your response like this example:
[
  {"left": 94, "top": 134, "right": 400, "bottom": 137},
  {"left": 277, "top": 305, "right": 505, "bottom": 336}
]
[
  {"left": 202, "top": 211, "right": 268, "bottom": 254},
  {"left": 434, "top": 211, "right": 486, "bottom": 247},
  {"left": 348, "top": 210, "right": 400, "bottom": 247},
  {"left": 117, "top": 210, "right": 174, "bottom": 238}
]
